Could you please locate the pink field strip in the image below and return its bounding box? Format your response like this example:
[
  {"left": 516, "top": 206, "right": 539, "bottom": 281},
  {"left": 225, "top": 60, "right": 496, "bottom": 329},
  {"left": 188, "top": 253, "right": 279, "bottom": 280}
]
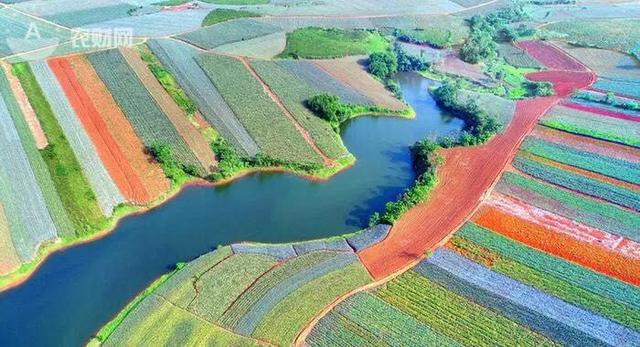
[
  {"left": 562, "top": 102, "right": 640, "bottom": 123},
  {"left": 487, "top": 193, "right": 640, "bottom": 260},
  {"left": 516, "top": 41, "right": 587, "bottom": 72}
]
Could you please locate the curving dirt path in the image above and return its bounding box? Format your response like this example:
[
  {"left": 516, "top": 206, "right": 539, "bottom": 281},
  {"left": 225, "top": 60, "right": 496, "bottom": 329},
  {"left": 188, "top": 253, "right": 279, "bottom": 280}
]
[{"left": 358, "top": 47, "right": 596, "bottom": 280}]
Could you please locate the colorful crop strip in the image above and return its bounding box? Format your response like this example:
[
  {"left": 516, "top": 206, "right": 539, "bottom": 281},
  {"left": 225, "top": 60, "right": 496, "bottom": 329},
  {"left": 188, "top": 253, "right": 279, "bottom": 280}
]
[
  {"left": 308, "top": 292, "right": 458, "bottom": 346},
  {"left": 513, "top": 155, "right": 640, "bottom": 211},
  {"left": 541, "top": 105, "right": 640, "bottom": 148},
  {"left": 147, "top": 39, "right": 258, "bottom": 157},
  {"left": 515, "top": 40, "right": 586, "bottom": 71},
  {"left": 487, "top": 193, "right": 640, "bottom": 260},
  {"left": 196, "top": 54, "right": 323, "bottom": 167},
  {"left": 448, "top": 227, "right": 640, "bottom": 331},
  {"left": 87, "top": 49, "right": 203, "bottom": 172},
  {"left": 592, "top": 77, "right": 640, "bottom": 99},
  {"left": 473, "top": 205, "right": 640, "bottom": 285},
  {"left": 496, "top": 172, "right": 640, "bottom": 242},
  {"left": 11, "top": 62, "right": 104, "bottom": 235},
  {"left": 376, "top": 271, "right": 555, "bottom": 346},
  {"left": 48, "top": 57, "right": 150, "bottom": 204},
  {"left": 563, "top": 101, "right": 640, "bottom": 123},
  {"left": 250, "top": 60, "right": 350, "bottom": 160},
  {"left": 66, "top": 54, "right": 169, "bottom": 203},
  {"left": 30, "top": 60, "right": 124, "bottom": 216},
  {"left": 521, "top": 137, "right": 640, "bottom": 185},
  {"left": 418, "top": 249, "right": 640, "bottom": 345}
]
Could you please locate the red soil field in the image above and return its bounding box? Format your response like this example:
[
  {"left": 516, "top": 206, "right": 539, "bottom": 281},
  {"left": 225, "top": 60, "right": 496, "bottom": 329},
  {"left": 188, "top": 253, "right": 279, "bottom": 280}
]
[
  {"left": 473, "top": 206, "right": 640, "bottom": 286},
  {"left": 562, "top": 101, "right": 640, "bottom": 123},
  {"left": 531, "top": 126, "right": 640, "bottom": 164},
  {"left": 487, "top": 193, "right": 640, "bottom": 259},
  {"left": 516, "top": 40, "right": 587, "bottom": 72},
  {"left": 49, "top": 57, "right": 150, "bottom": 203},
  {"left": 359, "top": 46, "right": 596, "bottom": 280},
  {"left": 66, "top": 55, "right": 169, "bottom": 203},
  {"left": 0, "top": 203, "right": 20, "bottom": 276}
]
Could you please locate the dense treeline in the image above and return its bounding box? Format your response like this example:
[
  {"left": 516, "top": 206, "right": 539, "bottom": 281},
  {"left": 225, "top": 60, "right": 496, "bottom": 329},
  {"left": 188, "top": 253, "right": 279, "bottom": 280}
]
[
  {"left": 432, "top": 82, "right": 501, "bottom": 146},
  {"left": 147, "top": 143, "right": 199, "bottom": 184},
  {"left": 367, "top": 43, "right": 429, "bottom": 96}
]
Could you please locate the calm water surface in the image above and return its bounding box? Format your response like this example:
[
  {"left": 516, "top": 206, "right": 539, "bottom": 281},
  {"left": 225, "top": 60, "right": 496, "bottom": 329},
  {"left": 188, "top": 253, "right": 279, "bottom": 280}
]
[{"left": 0, "top": 72, "right": 463, "bottom": 346}]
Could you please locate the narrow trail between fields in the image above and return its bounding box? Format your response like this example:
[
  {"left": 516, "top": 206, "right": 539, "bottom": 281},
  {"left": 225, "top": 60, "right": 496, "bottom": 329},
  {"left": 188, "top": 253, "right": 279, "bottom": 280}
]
[{"left": 239, "top": 56, "right": 335, "bottom": 166}]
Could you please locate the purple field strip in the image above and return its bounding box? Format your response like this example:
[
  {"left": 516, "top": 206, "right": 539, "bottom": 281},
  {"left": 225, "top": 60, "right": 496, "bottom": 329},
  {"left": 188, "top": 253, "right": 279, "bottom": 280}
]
[
  {"left": 231, "top": 243, "right": 297, "bottom": 260},
  {"left": 30, "top": 61, "right": 124, "bottom": 216},
  {"left": 0, "top": 92, "right": 56, "bottom": 261},
  {"left": 234, "top": 252, "right": 358, "bottom": 335},
  {"left": 292, "top": 238, "right": 353, "bottom": 255},
  {"left": 422, "top": 249, "right": 640, "bottom": 346},
  {"left": 346, "top": 224, "right": 392, "bottom": 252}
]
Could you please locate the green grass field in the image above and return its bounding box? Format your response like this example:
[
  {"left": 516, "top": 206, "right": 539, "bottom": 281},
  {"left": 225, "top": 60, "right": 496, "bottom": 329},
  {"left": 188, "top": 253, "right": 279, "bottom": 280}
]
[
  {"left": 202, "top": 9, "right": 261, "bottom": 27},
  {"left": 279, "top": 28, "right": 389, "bottom": 59}
]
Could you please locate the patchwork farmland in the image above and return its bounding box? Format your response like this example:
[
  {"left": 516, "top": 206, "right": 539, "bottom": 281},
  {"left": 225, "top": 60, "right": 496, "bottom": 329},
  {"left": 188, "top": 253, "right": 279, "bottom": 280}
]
[{"left": 0, "top": 0, "right": 638, "bottom": 346}]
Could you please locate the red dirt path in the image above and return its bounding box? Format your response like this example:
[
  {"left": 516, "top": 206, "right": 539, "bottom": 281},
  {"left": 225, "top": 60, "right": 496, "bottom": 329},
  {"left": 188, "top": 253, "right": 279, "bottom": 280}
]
[
  {"left": 49, "top": 57, "right": 151, "bottom": 204},
  {"left": 359, "top": 68, "right": 595, "bottom": 279}
]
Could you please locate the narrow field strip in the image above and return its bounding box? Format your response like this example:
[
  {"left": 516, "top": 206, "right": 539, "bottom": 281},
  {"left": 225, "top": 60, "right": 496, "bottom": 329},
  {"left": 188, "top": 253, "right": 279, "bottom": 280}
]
[
  {"left": 521, "top": 136, "right": 640, "bottom": 185},
  {"left": 458, "top": 223, "right": 640, "bottom": 309},
  {"left": 0, "top": 89, "right": 57, "bottom": 261},
  {"left": 417, "top": 256, "right": 607, "bottom": 346},
  {"left": 48, "top": 57, "right": 148, "bottom": 204},
  {"left": 88, "top": 49, "right": 203, "bottom": 173},
  {"left": 0, "top": 62, "right": 47, "bottom": 149},
  {"left": 563, "top": 101, "right": 640, "bottom": 123},
  {"left": 0, "top": 202, "right": 21, "bottom": 275},
  {"left": 516, "top": 41, "right": 587, "bottom": 72},
  {"left": 513, "top": 155, "right": 640, "bottom": 211},
  {"left": 147, "top": 39, "right": 259, "bottom": 157},
  {"left": 487, "top": 193, "right": 640, "bottom": 259},
  {"left": 30, "top": 60, "right": 124, "bottom": 216},
  {"left": 447, "top": 235, "right": 640, "bottom": 331},
  {"left": 376, "top": 271, "right": 556, "bottom": 346},
  {"left": 196, "top": 54, "right": 324, "bottom": 166},
  {"left": 422, "top": 249, "right": 640, "bottom": 345},
  {"left": 119, "top": 47, "right": 216, "bottom": 174},
  {"left": 0, "top": 67, "right": 75, "bottom": 238},
  {"left": 307, "top": 292, "right": 458, "bottom": 346},
  {"left": 473, "top": 206, "right": 640, "bottom": 285},
  {"left": 496, "top": 172, "right": 640, "bottom": 242},
  {"left": 67, "top": 55, "right": 169, "bottom": 203},
  {"left": 530, "top": 126, "right": 640, "bottom": 164}
]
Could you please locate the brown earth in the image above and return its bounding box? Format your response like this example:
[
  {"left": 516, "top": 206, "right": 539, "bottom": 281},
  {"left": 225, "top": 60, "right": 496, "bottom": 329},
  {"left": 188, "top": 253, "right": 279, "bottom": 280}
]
[{"left": 0, "top": 203, "right": 20, "bottom": 276}]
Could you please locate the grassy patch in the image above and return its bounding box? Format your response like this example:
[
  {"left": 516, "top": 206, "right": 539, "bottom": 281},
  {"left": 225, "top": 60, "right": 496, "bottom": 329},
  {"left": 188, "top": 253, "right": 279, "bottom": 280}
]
[
  {"left": 12, "top": 62, "right": 105, "bottom": 235},
  {"left": 279, "top": 28, "right": 389, "bottom": 59},
  {"left": 202, "top": 9, "right": 261, "bottom": 27}
]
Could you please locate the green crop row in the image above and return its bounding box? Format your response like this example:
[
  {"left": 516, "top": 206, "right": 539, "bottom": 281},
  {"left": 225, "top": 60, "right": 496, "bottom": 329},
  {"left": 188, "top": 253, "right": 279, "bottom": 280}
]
[{"left": 376, "top": 271, "right": 555, "bottom": 347}]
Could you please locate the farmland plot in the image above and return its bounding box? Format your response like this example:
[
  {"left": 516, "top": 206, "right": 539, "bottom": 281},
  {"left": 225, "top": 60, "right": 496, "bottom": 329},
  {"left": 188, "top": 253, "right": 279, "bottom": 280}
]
[
  {"left": 44, "top": 3, "right": 143, "bottom": 28},
  {"left": 0, "top": 90, "right": 57, "bottom": 261},
  {"left": 497, "top": 172, "right": 640, "bottom": 241},
  {"left": 541, "top": 19, "right": 640, "bottom": 54},
  {"left": 314, "top": 57, "right": 406, "bottom": 111},
  {"left": 49, "top": 56, "right": 152, "bottom": 203},
  {"left": 196, "top": 54, "right": 323, "bottom": 166},
  {"left": 0, "top": 202, "right": 20, "bottom": 275},
  {"left": 250, "top": 60, "right": 349, "bottom": 160},
  {"left": 457, "top": 90, "right": 515, "bottom": 128},
  {"left": 11, "top": 0, "right": 135, "bottom": 17},
  {"left": 554, "top": 43, "right": 640, "bottom": 80},
  {"left": 592, "top": 78, "right": 640, "bottom": 99},
  {"left": 277, "top": 60, "right": 373, "bottom": 106},
  {"left": 120, "top": 47, "right": 216, "bottom": 174},
  {"left": 81, "top": 8, "right": 210, "bottom": 37},
  {"left": 88, "top": 49, "right": 203, "bottom": 173},
  {"left": 565, "top": 100, "right": 640, "bottom": 123},
  {"left": 516, "top": 41, "right": 586, "bottom": 71},
  {"left": 177, "top": 19, "right": 282, "bottom": 50},
  {"left": 497, "top": 43, "right": 542, "bottom": 69},
  {"left": 11, "top": 63, "right": 102, "bottom": 234},
  {"left": 0, "top": 67, "right": 75, "bottom": 238},
  {"left": 211, "top": 32, "right": 286, "bottom": 59},
  {"left": 147, "top": 39, "right": 258, "bottom": 157},
  {"left": 541, "top": 105, "right": 640, "bottom": 148},
  {"left": 0, "top": 8, "right": 71, "bottom": 57},
  {"left": 67, "top": 55, "right": 169, "bottom": 202},
  {"left": 31, "top": 60, "right": 124, "bottom": 215}
]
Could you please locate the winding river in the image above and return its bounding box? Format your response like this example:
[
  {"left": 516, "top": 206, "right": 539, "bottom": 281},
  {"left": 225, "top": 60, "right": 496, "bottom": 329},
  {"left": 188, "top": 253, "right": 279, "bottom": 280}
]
[{"left": 0, "top": 72, "right": 463, "bottom": 346}]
